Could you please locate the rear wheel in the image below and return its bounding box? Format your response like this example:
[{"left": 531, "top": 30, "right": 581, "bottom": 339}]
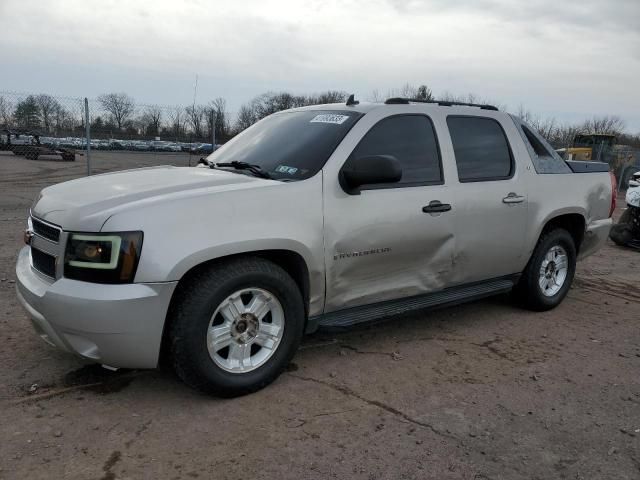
[
  {"left": 168, "top": 257, "right": 305, "bottom": 397},
  {"left": 514, "top": 229, "right": 576, "bottom": 311}
]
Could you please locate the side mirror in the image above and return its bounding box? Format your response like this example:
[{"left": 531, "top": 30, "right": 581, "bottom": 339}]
[{"left": 340, "top": 155, "right": 402, "bottom": 194}]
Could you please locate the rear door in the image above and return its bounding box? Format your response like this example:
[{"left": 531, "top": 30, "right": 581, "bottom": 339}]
[{"left": 444, "top": 114, "right": 529, "bottom": 284}]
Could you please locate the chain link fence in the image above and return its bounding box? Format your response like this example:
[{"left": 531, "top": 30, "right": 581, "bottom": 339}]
[{"left": 0, "top": 91, "right": 232, "bottom": 173}]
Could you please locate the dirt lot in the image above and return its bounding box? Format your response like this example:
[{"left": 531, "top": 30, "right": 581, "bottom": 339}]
[{"left": 0, "top": 151, "right": 638, "bottom": 480}]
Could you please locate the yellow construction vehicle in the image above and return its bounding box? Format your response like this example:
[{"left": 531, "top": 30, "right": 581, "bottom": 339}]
[
  {"left": 557, "top": 134, "right": 638, "bottom": 187},
  {"left": 562, "top": 134, "right": 617, "bottom": 161}
]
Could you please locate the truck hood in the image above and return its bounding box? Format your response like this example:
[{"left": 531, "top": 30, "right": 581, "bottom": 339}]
[{"left": 31, "top": 166, "right": 271, "bottom": 231}]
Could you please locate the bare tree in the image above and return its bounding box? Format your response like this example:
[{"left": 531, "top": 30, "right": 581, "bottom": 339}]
[
  {"left": 234, "top": 104, "right": 257, "bottom": 133},
  {"left": 168, "top": 106, "right": 185, "bottom": 139},
  {"left": 34, "top": 94, "right": 62, "bottom": 133},
  {"left": 580, "top": 115, "right": 625, "bottom": 135},
  {"left": 306, "top": 90, "right": 348, "bottom": 105},
  {"left": 98, "top": 92, "right": 135, "bottom": 130},
  {"left": 208, "top": 97, "right": 229, "bottom": 142},
  {"left": 141, "top": 106, "right": 162, "bottom": 137},
  {"left": 368, "top": 89, "right": 383, "bottom": 103},
  {"left": 185, "top": 105, "right": 206, "bottom": 138},
  {"left": 551, "top": 123, "right": 582, "bottom": 148},
  {"left": 53, "top": 104, "right": 73, "bottom": 133}
]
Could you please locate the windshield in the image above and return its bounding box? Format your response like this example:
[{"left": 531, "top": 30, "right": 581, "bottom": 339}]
[{"left": 207, "top": 110, "right": 363, "bottom": 180}]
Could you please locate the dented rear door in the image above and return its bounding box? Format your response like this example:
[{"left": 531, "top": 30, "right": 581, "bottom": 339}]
[{"left": 443, "top": 113, "right": 529, "bottom": 284}]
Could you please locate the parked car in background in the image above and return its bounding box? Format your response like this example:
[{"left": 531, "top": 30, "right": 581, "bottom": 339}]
[{"left": 16, "top": 98, "right": 614, "bottom": 397}]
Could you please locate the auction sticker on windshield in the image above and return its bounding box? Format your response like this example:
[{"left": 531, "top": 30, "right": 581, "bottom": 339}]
[
  {"left": 275, "top": 165, "right": 299, "bottom": 175},
  {"left": 310, "top": 114, "right": 350, "bottom": 125}
]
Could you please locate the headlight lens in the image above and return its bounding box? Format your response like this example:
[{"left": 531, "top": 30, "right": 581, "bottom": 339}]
[{"left": 64, "top": 231, "right": 143, "bottom": 283}]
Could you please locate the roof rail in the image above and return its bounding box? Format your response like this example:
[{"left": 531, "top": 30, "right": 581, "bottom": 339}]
[{"left": 384, "top": 97, "right": 498, "bottom": 111}]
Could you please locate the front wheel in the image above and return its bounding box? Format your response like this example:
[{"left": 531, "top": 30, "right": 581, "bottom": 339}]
[
  {"left": 168, "top": 257, "right": 305, "bottom": 397},
  {"left": 514, "top": 229, "right": 576, "bottom": 311}
]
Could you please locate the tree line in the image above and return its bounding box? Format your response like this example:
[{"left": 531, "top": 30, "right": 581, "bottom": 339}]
[{"left": 0, "top": 85, "right": 638, "bottom": 148}]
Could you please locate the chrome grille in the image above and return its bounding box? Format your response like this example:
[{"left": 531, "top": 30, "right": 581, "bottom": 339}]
[
  {"left": 31, "top": 247, "right": 57, "bottom": 278},
  {"left": 29, "top": 216, "right": 63, "bottom": 280},
  {"left": 32, "top": 217, "right": 61, "bottom": 242}
]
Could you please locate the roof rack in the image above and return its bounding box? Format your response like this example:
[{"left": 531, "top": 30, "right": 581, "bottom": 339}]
[{"left": 384, "top": 97, "right": 498, "bottom": 111}]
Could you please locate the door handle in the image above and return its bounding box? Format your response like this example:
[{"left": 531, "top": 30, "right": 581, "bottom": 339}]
[
  {"left": 422, "top": 200, "right": 452, "bottom": 213},
  {"left": 502, "top": 192, "right": 525, "bottom": 204}
]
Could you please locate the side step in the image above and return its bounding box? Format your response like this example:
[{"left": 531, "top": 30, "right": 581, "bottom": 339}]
[{"left": 309, "top": 277, "right": 516, "bottom": 331}]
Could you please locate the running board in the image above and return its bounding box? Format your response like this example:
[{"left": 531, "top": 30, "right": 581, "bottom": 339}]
[{"left": 307, "top": 277, "right": 516, "bottom": 332}]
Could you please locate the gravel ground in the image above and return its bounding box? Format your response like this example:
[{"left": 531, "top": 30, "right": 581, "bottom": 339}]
[{"left": 0, "top": 151, "right": 639, "bottom": 480}]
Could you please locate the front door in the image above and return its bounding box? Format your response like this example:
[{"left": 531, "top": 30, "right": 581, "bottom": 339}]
[{"left": 322, "top": 113, "right": 456, "bottom": 312}]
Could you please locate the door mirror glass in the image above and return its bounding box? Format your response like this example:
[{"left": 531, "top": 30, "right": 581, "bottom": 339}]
[{"left": 340, "top": 155, "right": 402, "bottom": 194}]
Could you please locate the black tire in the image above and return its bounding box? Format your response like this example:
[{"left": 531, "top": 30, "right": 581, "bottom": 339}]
[
  {"left": 514, "top": 228, "right": 576, "bottom": 311},
  {"left": 168, "top": 257, "right": 305, "bottom": 397}
]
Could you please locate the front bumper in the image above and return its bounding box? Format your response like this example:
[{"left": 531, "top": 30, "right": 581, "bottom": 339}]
[
  {"left": 578, "top": 218, "right": 613, "bottom": 260},
  {"left": 16, "top": 246, "right": 177, "bottom": 368}
]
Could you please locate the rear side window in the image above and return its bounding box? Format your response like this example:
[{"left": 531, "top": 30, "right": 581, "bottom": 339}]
[
  {"left": 350, "top": 115, "right": 442, "bottom": 186},
  {"left": 521, "top": 125, "right": 555, "bottom": 158},
  {"left": 447, "top": 116, "right": 513, "bottom": 182}
]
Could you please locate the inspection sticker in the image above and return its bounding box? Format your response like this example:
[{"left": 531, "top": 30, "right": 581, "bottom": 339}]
[
  {"left": 275, "top": 165, "right": 299, "bottom": 175},
  {"left": 310, "top": 114, "right": 350, "bottom": 125}
]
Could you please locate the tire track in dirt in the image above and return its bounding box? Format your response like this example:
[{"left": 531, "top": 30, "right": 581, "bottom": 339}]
[{"left": 573, "top": 276, "right": 640, "bottom": 302}]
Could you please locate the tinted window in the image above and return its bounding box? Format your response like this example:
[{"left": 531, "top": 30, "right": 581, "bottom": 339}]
[
  {"left": 350, "top": 115, "right": 442, "bottom": 186},
  {"left": 209, "top": 110, "right": 362, "bottom": 181},
  {"left": 447, "top": 116, "right": 513, "bottom": 182},
  {"left": 521, "top": 125, "right": 554, "bottom": 158}
]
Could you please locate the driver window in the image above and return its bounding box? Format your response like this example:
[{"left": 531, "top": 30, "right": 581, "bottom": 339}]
[{"left": 349, "top": 115, "right": 443, "bottom": 187}]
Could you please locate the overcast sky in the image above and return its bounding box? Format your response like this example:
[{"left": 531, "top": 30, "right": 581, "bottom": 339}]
[{"left": 1, "top": 0, "right": 638, "bottom": 131}]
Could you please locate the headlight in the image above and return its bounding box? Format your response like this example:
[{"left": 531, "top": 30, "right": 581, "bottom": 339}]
[{"left": 64, "top": 231, "right": 143, "bottom": 284}]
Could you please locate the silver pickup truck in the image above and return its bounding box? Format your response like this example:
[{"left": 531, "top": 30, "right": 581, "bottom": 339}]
[{"left": 16, "top": 98, "right": 615, "bottom": 396}]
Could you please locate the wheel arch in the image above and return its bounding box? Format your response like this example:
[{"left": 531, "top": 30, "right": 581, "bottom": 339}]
[
  {"left": 159, "top": 249, "right": 312, "bottom": 366},
  {"left": 538, "top": 212, "right": 586, "bottom": 254}
]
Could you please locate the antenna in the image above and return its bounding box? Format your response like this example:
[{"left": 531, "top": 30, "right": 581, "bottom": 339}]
[
  {"left": 192, "top": 74, "right": 199, "bottom": 109},
  {"left": 346, "top": 94, "right": 359, "bottom": 106}
]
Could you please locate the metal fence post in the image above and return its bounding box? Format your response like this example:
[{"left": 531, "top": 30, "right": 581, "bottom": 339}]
[
  {"left": 84, "top": 97, "right": 91, "bottom": 176},
  {"left": 211, "top": 110, "right": 216, "bottom": 153}
]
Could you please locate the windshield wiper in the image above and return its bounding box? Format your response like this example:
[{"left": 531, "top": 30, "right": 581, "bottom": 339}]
[{"left": 213, "top": 161, "right": 273, "bottom": 179}]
